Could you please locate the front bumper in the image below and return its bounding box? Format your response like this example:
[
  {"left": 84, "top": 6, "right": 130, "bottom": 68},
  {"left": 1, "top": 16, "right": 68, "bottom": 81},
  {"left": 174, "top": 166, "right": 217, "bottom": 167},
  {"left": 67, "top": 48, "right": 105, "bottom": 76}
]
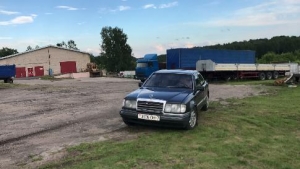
[{"left": 120, "top": 109, "right": 191, "bottom": 128}]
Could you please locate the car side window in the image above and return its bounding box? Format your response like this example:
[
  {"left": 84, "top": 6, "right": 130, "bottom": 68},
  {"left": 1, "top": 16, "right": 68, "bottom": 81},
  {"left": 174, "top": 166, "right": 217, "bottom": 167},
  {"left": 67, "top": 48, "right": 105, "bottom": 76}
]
[{"left": 195, "top": 73, "right": 205, "bottom": 86}]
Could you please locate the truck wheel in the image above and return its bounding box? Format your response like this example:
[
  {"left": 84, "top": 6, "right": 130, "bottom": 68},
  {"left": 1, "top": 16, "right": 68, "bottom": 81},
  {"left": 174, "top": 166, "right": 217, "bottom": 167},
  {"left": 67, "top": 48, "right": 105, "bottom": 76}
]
[
  {"left": 259, "top": 72, "right": 266, "bottom": 80},
  {"left": 4, "top": 79, "right": 8, "bottom": 83},
  {"left": 273, "top": 71, "right": 279, "bottom": 79},
  {"left": 266, "top": 72, "right": 272, "bottom": 80},
  {"left": 185, "top": 108, "right": 198, "bottom": 130},
  {"left": 201, "top": 97, "right": 209, "bottom": 111}
]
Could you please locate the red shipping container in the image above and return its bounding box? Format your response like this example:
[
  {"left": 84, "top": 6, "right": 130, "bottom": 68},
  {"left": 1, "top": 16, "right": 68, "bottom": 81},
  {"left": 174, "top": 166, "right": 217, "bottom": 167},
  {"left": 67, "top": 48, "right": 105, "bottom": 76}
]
[
  {"left": 16, "top": 67, "right": 26, "bottom": 78},
  {"left": 34, "top": 66, "right": 44, "bottom": 76},
  {"left": 60, "top": 61, "right": 77, "bottom": 74}
]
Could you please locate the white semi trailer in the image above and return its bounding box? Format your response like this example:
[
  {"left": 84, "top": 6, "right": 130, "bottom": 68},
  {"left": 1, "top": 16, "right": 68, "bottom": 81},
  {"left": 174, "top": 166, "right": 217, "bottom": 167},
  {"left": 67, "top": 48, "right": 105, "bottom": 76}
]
[{"left": 196, "top": 60, "right": 299, "bottom": 80}]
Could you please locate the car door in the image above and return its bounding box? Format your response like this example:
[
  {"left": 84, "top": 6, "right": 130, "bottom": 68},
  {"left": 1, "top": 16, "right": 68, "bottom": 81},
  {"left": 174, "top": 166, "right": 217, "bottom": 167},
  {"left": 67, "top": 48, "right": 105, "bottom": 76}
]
[{"left": 194, "top": 73, "right": 207, "bottom": 110}]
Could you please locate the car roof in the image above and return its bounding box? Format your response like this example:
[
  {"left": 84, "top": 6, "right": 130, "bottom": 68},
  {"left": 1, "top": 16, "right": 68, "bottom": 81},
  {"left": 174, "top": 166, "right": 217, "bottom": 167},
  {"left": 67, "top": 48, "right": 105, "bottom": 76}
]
[{"left": 155, "top": 69, "right": 198, "bottom": 75}]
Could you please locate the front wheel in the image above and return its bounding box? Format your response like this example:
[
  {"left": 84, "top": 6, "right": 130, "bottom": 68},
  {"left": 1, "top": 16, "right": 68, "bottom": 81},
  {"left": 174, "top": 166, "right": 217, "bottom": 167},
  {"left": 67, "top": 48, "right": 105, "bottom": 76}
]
[
  {"left": 185, "top": 108, "right": 198, "bottom": 130},
  {"left": 123, "top": 119, "right": 135, "bottom": 126}
]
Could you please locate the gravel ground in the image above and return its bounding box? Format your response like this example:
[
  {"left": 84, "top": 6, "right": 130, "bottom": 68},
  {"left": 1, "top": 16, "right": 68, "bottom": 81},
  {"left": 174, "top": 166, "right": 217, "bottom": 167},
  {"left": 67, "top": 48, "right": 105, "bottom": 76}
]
[{"left": 0, "top": 77, "right": 266, "bottom": 168}]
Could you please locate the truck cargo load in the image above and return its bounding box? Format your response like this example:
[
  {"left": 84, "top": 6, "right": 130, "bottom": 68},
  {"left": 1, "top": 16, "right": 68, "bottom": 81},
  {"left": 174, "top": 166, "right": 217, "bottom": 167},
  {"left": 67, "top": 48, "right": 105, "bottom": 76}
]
[
  {"left": 196, "top": 60, "right": 295, "bottom": 80},
  {"left": 167, "top": 48, "right": 256, "bottom": 70},
  {"left": 0, "top": 64, "right": 16, "bottom": 83}
]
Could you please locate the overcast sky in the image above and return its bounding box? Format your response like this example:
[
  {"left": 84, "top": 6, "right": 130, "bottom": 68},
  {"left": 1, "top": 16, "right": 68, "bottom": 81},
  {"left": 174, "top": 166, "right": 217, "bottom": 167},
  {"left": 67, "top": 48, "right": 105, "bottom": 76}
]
[{"left": 0, "top": 0, "right": 299, "bottom": 57}]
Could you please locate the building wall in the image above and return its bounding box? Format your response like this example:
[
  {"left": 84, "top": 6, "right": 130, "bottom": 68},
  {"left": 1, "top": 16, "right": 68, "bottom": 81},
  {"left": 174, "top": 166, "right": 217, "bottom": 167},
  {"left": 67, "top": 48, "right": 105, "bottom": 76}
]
[
  {"left": 0, "top": 46, "right": 90, "bottom": 76},
  {"left": 47, "top": 47, "right": 90, "bottom": 75}
]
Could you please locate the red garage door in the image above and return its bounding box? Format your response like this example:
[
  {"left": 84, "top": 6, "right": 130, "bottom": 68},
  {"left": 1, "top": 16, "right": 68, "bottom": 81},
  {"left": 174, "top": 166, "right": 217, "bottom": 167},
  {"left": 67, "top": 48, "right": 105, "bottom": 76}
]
[
  {"left": 60, "top": 61, "right": 77, "bottom": 74},
  {"left": 16, "top": 67, "right": 26, "bottom": 78},
  {"left": 34, "top": 66, "right": 44, "bottom": 76}
]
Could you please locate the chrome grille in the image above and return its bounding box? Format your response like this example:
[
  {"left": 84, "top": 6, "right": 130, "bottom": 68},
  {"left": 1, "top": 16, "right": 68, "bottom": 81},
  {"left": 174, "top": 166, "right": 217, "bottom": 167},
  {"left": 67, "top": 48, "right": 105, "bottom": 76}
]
[{"left": 137, "top": 100, "right": 164, "bottom": 113}]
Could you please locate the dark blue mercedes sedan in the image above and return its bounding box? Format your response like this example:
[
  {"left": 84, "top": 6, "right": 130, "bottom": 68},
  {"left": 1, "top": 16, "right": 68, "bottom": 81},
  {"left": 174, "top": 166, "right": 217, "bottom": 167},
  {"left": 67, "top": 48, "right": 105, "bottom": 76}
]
[{"left": 120, "top": 70, "right": 209, "bottom": 129}]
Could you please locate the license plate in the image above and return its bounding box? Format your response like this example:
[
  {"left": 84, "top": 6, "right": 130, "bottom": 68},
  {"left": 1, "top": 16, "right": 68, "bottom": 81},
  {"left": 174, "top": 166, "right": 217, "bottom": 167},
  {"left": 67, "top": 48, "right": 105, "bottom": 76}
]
[{"left": 138, "top": 114, "right": 160, "bottom": 121}]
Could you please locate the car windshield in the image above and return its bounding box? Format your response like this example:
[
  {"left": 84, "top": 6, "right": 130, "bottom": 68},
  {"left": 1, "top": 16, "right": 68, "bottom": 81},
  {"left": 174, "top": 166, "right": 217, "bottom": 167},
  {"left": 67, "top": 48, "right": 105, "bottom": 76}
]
[{"left": 143, "top": 73, "right": 193, "bottom": 89}]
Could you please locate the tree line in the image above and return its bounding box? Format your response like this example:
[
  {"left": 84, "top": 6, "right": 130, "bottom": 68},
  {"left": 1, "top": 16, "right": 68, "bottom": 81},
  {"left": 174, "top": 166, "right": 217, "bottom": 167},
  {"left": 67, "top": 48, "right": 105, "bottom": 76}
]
[{"left": 201, "top": 35, "right": 300, "bottom": 63}]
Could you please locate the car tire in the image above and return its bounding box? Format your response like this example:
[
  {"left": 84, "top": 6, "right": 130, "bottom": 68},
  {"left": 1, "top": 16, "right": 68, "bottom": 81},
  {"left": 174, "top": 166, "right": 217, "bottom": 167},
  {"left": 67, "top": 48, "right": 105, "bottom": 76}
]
[
  {"left": 201, "top": 97, "right": 209, "bottom": 111},
  {"left": 123, "top": 119, "right": 135, "bottom": 126},
  {"left": 185, "top": 108, "right": 198, "bottom": 130}
]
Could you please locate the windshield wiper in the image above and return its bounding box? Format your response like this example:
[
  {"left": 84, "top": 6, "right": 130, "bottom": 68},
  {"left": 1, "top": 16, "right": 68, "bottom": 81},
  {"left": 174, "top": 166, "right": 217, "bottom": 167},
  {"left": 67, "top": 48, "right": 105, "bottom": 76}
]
[{"left": 167, "top": 85, "right": 190, "bottom": 89}]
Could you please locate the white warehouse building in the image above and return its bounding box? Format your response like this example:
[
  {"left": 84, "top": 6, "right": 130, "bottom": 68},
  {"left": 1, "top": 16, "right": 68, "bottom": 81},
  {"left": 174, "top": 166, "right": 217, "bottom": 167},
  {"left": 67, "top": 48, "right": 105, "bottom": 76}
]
[{"left": 0, "top": 45, "right": 90, "bottom": 78}]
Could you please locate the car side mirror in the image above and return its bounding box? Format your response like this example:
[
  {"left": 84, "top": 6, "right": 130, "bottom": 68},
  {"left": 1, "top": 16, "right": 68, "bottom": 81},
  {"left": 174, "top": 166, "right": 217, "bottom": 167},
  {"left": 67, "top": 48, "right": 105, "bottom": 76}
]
[{"left": 138, "top": 82, "right": 143, "bottom": 87}]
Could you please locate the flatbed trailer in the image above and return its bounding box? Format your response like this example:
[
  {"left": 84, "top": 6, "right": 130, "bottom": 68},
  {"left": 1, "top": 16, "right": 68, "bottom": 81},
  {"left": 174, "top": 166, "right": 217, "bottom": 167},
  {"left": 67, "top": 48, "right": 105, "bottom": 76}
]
[{"left": 196, "top": 60, "right": 295, "bottom": 80}]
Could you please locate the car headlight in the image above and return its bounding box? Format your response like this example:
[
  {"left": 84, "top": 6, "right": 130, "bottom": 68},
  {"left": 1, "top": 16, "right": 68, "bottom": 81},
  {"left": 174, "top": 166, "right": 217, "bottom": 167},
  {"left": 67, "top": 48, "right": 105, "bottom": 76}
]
[
  {"left": 165, "top": 104, "right": 186, "bottom": 113},
  {"left": 123, "top": 99, "right": 137, "bottom": 109}
]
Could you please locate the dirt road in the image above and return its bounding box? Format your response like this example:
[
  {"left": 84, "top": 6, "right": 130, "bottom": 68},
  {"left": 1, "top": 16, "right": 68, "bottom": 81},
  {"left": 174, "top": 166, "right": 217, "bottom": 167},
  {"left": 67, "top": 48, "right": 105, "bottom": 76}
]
[{"left": 0, "top": 77, "right": 265, "bottom": 168}]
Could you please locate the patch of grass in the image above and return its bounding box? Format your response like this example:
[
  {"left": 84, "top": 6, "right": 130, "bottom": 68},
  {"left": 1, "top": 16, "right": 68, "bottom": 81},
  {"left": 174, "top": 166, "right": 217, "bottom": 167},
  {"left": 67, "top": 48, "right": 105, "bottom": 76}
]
[
  {"left": 225, "top": 79, "right": 276, "bottom": 86},
  {"left": 28, "top": 154, "right": 43, "bottom": 162},
  {"left": 41, "top": 85, "right": 300, "bottom": 169},
  {"left": 0, "top": 82, "right": 24, "bottom": 89}
]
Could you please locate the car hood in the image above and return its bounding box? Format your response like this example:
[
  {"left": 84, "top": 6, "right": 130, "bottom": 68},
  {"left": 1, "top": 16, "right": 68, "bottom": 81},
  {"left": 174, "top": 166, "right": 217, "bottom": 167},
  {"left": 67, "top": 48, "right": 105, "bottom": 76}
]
[{"left": 126, "top": 88, "right": 191, "bottom": 103}]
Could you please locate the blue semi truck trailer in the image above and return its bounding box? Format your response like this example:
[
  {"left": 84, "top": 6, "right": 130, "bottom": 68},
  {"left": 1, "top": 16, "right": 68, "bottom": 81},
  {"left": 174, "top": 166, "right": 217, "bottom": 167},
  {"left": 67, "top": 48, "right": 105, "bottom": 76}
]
[
  {"left": 0, "top": 65, "right": 16, "bottom": 83},
  {"left": 135, "top": 48, "right": 255, "bottom": 81}
]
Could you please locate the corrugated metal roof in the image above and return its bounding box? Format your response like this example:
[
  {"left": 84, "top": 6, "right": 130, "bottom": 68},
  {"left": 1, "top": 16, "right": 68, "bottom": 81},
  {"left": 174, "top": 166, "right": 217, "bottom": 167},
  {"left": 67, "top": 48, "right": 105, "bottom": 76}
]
[{"left": 0, "top": 45, "right": 90, "bottom": 60}]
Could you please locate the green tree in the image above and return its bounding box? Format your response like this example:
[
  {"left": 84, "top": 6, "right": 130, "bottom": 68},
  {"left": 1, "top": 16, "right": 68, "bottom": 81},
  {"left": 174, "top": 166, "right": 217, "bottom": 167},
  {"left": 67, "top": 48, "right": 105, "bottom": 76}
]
[
  {"left": 0, "top": 47, "right": 18, "bottom": 58},
  {"left": 100, "top": 26, "right": 134, "bottom": 72},
  {"left": 202, "top": 35, "right": 300, "bottom": 60},
  {"left": 57, "top": 40, "right": 78, "bottom": 50},
  {"left": 158, "top": 54, "right": 166, "bottom": 62},
  {"left": 35, "top": 45, "right": 40, "bottom": 49},
  {"left": 56, "top": 41, "right": 67, "bottom": 48},
  {"left": 258, "top": 51, "right": 300, "bottom": 63},
  {"left": 26, "top": 45, "right": 33, "bottom": 51},
  {"left": 67, "top": 40, "right": 78, "bottom": 50}
]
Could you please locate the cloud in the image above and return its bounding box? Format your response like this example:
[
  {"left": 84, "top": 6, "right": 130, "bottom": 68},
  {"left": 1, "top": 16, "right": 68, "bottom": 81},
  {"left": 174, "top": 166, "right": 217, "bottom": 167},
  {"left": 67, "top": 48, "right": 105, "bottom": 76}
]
[
  {"left": 85, "top": 47, "right": 100, "bottom": 56},
  {"left": 118, "top": 6, "right": 131, "bottom": 11},
  {"left": 0, "top": 15, "right": 36, "bottom": 26},
  {"left": 159, "top": 2, "right": 178, "bottom": 9},
  {"left": 0, "top": 10, "right": 20, "bottom": 15},
  {"left": 154, "top": 45, "right": 165, "bottom": 53},
  {"left": 143, "top": 4, "right": 157, "bottom": 9},
  {"left": 56, "top": 6, "right": 79, "bottom": 10},
  {"left": 45, "top": 13, "right": 53, "bottom": 15},
  {"left": 205, "top": 0, "right": 300, "bottom": 27},
  {"left": 108, "top": 6, "right": 131, "bottom": 12},
  {"left": 0, "top": 37, "right": 12, "bottom": 40},
  {"left": 143, "top": 2, "right": 178, "bottom": 9},
  {"left": 77, "top": 22, "right": 85, "bottom": 25}
]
